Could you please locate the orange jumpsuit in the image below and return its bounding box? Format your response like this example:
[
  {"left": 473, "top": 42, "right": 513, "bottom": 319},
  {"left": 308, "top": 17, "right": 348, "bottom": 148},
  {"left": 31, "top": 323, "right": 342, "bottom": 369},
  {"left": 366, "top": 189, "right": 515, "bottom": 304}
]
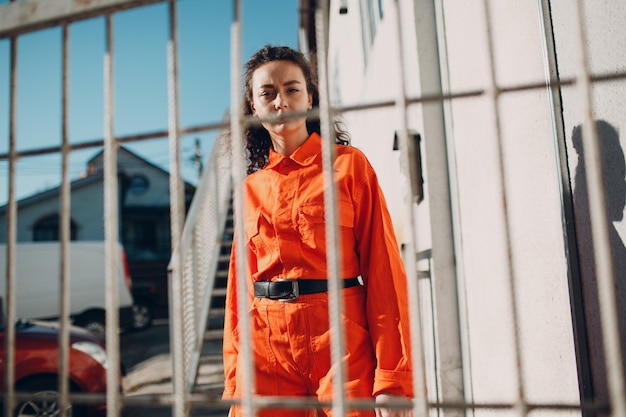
[{"left": 223, "top": 133, "right": 413, "bottom": 416}]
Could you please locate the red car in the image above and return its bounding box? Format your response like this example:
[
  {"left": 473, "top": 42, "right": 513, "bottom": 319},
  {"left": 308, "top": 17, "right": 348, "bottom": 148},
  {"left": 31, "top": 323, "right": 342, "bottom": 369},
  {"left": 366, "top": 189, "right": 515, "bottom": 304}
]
[{"left": 1, "top": 319, "right": 112, "bottom": 417}]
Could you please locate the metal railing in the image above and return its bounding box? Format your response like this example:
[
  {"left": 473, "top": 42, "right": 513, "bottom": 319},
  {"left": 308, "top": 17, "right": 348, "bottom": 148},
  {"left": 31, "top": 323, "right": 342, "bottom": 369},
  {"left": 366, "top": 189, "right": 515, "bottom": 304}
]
[
  {"left": 2, "top": 0, "right": 626, "bottom": 417},
  {"left": 168, "top": 131, "right": 232, "bottom": 393}
]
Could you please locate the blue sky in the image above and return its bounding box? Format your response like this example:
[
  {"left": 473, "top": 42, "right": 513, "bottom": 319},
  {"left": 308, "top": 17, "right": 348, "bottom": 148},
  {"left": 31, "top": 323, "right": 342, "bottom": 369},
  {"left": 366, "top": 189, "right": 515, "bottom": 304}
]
[{"left": 0, "top": 0, "right": 300, "bottom": 205}]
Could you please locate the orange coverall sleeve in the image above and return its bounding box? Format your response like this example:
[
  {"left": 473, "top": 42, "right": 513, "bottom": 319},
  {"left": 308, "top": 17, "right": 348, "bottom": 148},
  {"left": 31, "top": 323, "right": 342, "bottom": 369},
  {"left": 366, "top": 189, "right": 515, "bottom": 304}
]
[
  {"left": 222, "top": 231, "right": 255, "bottom": 399},
  {"left": 352, "top": 158, "right": 414, "bottom": 398}
]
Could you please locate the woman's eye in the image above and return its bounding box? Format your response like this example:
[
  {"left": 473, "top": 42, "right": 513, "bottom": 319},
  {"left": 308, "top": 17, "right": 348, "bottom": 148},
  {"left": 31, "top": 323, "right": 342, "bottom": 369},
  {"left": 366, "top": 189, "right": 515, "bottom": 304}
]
[{"left": 260, "top": 91, "right": 275, "bottom": 98}]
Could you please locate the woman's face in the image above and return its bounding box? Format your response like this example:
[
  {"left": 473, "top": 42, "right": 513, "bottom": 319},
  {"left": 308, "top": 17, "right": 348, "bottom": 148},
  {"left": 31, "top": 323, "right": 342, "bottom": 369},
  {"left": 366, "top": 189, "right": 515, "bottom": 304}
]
[{"left": 249, "top": 60, "right": 312, "bottom": 141}]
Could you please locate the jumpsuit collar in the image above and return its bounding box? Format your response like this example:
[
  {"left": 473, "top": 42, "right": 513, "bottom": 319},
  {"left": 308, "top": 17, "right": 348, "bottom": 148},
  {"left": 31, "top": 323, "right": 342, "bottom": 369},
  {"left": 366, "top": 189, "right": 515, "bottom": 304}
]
[{"left": 266, "top": 132, "right": 322, "bottom": 170}]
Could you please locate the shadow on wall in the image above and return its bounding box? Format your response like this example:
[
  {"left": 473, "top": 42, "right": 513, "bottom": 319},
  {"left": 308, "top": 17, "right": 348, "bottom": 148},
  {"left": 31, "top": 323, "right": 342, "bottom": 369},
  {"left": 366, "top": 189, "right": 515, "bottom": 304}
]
[{"left": 573, "top": 119, "right": 626, "bottom": 406}]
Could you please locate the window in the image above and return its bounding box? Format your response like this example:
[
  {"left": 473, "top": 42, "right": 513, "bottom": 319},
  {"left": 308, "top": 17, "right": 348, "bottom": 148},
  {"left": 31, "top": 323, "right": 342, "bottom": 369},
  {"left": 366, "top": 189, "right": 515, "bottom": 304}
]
[
  {"left": 129, "top": 175, "right": 150, "bottom": 195},
  {"left": 360, "top": 0, "right": 384, "bottom": 64},
  {"left": 33, "top": 214, "right": 78, "bottom": 241}
]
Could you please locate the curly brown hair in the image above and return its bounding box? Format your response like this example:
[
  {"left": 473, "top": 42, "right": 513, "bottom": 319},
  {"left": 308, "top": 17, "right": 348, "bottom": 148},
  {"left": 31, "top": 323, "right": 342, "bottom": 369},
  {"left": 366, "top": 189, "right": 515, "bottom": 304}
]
[{"left": 242, "top": 45, "right": 349, "bottom": 174}]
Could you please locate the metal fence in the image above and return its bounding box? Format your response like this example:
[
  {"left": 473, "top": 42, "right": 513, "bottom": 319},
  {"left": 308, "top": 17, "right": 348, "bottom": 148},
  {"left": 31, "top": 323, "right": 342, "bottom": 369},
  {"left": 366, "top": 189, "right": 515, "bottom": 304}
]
[{"left": 2, "top": 0, "right": 626, "bottom": 417}]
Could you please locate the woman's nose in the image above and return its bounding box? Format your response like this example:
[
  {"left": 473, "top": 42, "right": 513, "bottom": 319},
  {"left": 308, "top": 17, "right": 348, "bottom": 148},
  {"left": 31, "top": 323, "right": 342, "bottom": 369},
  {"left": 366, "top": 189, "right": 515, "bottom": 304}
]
[{"left": 274, "top": 93, "right": 286, "bottom": 109}]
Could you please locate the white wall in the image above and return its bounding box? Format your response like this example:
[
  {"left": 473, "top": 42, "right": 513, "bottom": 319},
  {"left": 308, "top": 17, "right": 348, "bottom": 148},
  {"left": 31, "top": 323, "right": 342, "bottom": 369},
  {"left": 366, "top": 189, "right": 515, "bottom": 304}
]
[
  {"left": 440, "top": 0, "right": 579, "bottom": 408},
  {"left": 551, "top": 0, "right": 626, "bottom": 405},
  {"left": 327, "top": 0, "right": 590, "bottom": 412},
  {"left": 9, "top": 183, "right": 106, "bottom": 242}
]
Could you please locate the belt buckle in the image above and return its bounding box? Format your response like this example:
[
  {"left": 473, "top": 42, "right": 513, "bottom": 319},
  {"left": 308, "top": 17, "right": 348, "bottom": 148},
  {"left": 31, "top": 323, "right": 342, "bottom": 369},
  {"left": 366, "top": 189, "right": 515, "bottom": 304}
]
[{"left": 275, "top": 278, "right": 299, "bottom": 302}]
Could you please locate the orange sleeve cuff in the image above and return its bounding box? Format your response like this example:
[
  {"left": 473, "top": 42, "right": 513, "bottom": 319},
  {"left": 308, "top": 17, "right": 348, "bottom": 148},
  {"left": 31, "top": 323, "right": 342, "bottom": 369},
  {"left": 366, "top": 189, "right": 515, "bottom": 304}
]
[
  {"left": 222, "top": 385, "right": 236, "bottom": 399},
  {"left": 373, "top": 369, "right": 414, "bottom": 398}
]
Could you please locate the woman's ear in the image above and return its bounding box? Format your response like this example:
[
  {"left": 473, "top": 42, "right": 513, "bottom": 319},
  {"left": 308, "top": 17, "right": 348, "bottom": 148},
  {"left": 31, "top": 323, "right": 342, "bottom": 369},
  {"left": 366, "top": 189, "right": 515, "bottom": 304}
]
[
  {"left": 308, "top": 94, "right": 313, "bottom": 110},
  {"left": 249, "top": 100, "right": 256, "bottom": 115}
]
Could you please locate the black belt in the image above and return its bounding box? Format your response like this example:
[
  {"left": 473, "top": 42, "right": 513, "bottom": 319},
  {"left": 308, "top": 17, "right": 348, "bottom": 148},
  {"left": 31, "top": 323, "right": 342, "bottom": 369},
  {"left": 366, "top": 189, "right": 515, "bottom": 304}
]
[{"left": 253, "top": 278, "right": 362, "bottom": 302}]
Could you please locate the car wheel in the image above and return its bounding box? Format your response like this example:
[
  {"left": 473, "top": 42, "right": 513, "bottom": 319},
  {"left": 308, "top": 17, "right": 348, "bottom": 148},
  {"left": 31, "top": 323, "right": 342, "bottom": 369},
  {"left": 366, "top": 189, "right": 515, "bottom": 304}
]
[
  {"left": 83, "top": 321, "right": 106, "bottom": 341},
  {"left": 74, "top": 312, "right": 106, "bottom": 341},
  {"left": 132, "top": 301, "right": 153, "bottom": 331},
  {"left": 14, "top": 376, "right": 87, "bottom": 417}
]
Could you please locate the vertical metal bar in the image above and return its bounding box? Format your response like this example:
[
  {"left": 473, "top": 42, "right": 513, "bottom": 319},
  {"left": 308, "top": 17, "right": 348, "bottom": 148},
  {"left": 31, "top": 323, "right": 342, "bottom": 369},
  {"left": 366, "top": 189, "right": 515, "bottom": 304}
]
[
  {"left": 314, "top": 1, "right": 348, "bottom": 416},
  {"left": 230, "top": 0, "right": 256, "bottom": 415},
  {"left": 480, "top": 0, "right": 526, "bottom": 414},
  {"left": 103, "top": 13, "right": 122, "bottom": 417},
  {"left": 571, "top": 1, "right": 626, "bottom": 415},
  {"left": 390, "top": 1, "right": 429, "bottom": 416},
  {"left": 186, "top": 226, "right": 202, "bottom": 391},
  {"left": 166, "top": 0, "right": 187, "bottom": 415},
  {"left": 298, "top": 27, "right": 310, "bottom": 55},
  {"left": 4, "top": 32, "right": 18, "bottom": 417},
  {"left": 430, "top": 0, "right": 476, "bottom": 409},
  {"left": 58, "top": 22, "right": 72, "bottom": 417},
  {"left": 411, "top": 0, "right": 465, "bottom": 413},
  {"left": 536, "top": 0, "right": 594, "bottom": 408}
]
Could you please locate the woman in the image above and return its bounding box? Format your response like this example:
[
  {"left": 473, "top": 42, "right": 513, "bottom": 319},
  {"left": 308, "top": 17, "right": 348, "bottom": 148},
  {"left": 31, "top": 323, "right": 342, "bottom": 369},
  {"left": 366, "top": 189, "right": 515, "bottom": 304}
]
[{"left": 223, "top": 45, "right": 414, "bottom": 417}]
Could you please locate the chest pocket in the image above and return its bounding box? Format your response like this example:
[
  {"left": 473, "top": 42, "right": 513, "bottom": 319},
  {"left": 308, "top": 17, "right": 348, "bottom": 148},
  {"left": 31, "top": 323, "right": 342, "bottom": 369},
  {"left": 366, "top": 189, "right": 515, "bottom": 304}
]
[
  {"left": 245, "top": 211, "right": 275, "bottom": 270},
  {"left": 297, "top": 201, "right": 355, "bottom": 251}
]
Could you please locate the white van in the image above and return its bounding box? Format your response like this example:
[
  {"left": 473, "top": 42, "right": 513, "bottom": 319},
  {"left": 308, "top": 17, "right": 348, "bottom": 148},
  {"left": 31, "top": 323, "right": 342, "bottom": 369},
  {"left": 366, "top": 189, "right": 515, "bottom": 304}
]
[{"left": 0, "top": 241, "right": 135, "bottom": 339}]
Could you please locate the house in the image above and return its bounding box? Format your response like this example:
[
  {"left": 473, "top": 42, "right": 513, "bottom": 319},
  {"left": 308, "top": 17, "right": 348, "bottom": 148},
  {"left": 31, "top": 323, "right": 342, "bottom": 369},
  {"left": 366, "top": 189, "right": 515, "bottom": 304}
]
[{"left": 0, "top": 146, "right": 196, "bottom": 319}]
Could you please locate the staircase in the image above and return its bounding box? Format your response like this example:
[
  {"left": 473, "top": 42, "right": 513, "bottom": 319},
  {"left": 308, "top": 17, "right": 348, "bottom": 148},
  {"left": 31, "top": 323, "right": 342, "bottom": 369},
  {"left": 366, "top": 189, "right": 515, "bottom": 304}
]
[
  {"left": 204, "top": 199, "right": 233, "bottom": 342},
  {"left": 191, "top": 198, "right": 233, "bottom": 404}
]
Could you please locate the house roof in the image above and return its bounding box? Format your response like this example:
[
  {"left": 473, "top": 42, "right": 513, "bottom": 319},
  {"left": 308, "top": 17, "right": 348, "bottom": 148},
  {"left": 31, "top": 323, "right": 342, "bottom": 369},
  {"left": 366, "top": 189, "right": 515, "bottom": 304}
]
[
  {"left": 0, "top": 172, "right": 104, "bottom": 214},
  {"left": 0, "top": 146, "right": 195, "bottom": 214},
  {"left": 86, "top": 146, "right": 177, "bottom": 177}
]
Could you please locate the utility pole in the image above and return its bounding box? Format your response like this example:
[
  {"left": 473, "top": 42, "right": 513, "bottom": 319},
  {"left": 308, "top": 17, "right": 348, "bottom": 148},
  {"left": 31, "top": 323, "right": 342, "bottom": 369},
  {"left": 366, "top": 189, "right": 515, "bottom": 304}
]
[{"left": 192, "top": 138, "right": 203, "bottom": 179}]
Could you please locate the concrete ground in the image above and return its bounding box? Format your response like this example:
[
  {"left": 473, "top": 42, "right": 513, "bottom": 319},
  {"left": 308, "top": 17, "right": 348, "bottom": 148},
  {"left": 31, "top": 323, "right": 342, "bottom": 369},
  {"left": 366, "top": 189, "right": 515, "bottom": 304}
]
[{"left": 120, "top": 321, "right": 227, "bottom": 416}]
